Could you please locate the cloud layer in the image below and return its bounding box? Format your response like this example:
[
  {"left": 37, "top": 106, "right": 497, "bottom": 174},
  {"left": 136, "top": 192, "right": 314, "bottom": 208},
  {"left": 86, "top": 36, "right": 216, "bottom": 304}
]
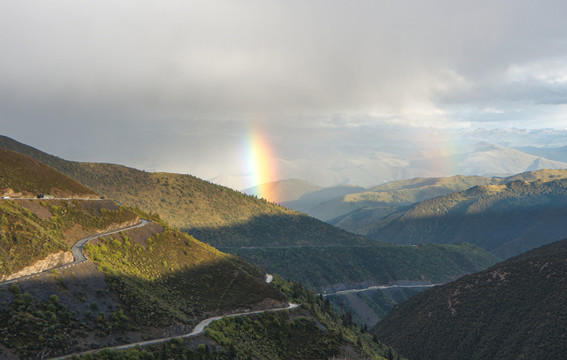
[{"left": 2, "top": 1, "right": 567, "bottom": 188}]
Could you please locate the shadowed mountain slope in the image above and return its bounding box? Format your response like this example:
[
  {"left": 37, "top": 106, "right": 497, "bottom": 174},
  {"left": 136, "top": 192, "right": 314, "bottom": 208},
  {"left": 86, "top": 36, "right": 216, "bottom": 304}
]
[{"left": 373, "top": 238, "right": 567, "bottom": 360}]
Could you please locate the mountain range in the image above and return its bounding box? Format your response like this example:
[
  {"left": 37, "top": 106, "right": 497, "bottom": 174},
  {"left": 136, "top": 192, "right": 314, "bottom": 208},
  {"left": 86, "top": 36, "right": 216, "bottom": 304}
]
[
  {"left": 0, "top": 145, "right": 399, "bottom": 359},
  {"left": 1, "top": 134, "right": 566, "bottom": 359},
  {"left": 368, "top": 175, "right": 567, "bottom": 258},
  {"left": 243, "top": 141, "right": 567, "bottom": 192}
]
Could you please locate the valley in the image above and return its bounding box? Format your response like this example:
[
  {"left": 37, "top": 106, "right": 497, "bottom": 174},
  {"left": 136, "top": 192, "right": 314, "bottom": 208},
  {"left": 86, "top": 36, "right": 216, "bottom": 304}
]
[
  {"left": 0, "top": 142, "right": 398, "bottom": 359},
  {"left": 0, "top": 136, "right": 565, "bottom": 359}
]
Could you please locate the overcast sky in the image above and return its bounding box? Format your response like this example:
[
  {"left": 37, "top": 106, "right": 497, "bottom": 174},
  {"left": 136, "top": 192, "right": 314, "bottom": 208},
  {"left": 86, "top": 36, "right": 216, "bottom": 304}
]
[{"left": 2, "top": 1, "right": 567, "bottom": 189}]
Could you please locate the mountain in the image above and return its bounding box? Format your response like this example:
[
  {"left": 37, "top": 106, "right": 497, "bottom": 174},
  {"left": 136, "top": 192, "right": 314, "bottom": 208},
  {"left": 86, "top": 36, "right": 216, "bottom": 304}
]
[
  {"left": 281, "top": 184, "right": 366, "bottom": 220},
  {"left": 368, "top": 175, "right": 567, "bottom": 258},
  {"left": 0, "top": 147, "right": 97, "bottom": 199},
  {"left": 515, "top": 145, "right": 567, "bottom": 163},
  {"left": 373, "top": 238, "right": 567, "bottom": 360},
  {"left": 331, "top": 170, "right": 567, "bottom": 236},
  {"left": 242, "top": 178, "right": 322, "bottom": 203},
  {"left": 411, "top": 141, "right": 567, "bottom": 177},
  {"left": 237, "top": 141, "right": 567, "bottom": 190},
  {"left": 0, "top": 135, "right": 506, "bottom": 342},
  {"left": 0, "top": 145, "right": 399, "bottom": 360},
  {"left": 327, "top": 175, "right": 501, "bottom": 230}
]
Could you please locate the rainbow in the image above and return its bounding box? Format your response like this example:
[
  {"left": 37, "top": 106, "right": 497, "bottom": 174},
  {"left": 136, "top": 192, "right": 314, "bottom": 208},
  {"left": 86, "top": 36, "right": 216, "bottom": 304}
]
[{"left": 246, "top": 124, "right": 277, "bottom": 201}]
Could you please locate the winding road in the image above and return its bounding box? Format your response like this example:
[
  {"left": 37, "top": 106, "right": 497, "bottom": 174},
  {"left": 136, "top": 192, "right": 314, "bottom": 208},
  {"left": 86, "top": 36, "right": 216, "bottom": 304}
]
[
  {"left": 49, "top": 303, "right": 300, "bottom": 360},
  {"left": 321, "top": 283, "right": 441, "bottom": 297},
  {"left": 71, "top": 219, "right": 149, "bottom": 262},
  {"left": 0, "top": 218, "right": 150, "bottom": 287}
]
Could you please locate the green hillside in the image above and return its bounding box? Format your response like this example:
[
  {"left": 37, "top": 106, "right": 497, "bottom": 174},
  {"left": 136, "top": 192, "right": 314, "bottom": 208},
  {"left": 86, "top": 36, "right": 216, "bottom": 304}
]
[
  {"left": 281, "top": 184, "right": 366, "bottom": 220},
  {"left": 0, "top": 198, "right": 138, "bottom": 277},
  {"left": 369, "top": 178, "right": 567, "bottom": 258},
  {"left": 221, "top": 242, "right": 499, "bottom": 290},
  {"left": 328, "top": 175, "right": 500, "bottom": 232},
  {"left": 0, "top": 147, "right": 97, "bottom": 198},
  {"left": 373, "top": 238, "right": 567, "bottom": 360}
]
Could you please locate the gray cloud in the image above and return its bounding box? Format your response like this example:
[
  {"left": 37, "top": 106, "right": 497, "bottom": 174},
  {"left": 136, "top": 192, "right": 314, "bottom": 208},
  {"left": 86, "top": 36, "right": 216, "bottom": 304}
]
[{"left": 2, "top": 1, "right": 567, "bottom": 188}]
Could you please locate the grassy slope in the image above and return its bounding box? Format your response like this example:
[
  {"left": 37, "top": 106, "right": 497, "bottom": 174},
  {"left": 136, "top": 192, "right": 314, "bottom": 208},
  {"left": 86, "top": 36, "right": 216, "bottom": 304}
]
[
  {"left": 369, "top": 178, "right": 567, "bottom": 258},
  {"left": 328, "top": 175, "right": 500, "bottom": 233},
  {"left": 373, "top": 238, "right": 567, "bottom": 360},
  {"left": 68, "top": 277, "right": 403, "bottom": 360},
  {"left": 0, "top": 147, "right": 97, "bottom": 198},
  {"left": 84, "top": 222, "right": 286, "bottom": 327},
  {"left": 0, "top": 199, "right": 138, "bottom": 276}
]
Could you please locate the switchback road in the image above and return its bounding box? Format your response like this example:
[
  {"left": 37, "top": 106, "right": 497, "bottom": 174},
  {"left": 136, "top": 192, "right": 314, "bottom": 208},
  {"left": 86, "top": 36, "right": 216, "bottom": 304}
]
[{"left": 0, "top": 218, "right": 150, "bottom": 286}]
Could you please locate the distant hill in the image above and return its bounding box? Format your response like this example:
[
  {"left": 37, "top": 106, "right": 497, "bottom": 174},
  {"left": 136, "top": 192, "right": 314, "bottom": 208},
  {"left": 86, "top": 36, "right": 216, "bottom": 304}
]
[
  {"left": 242, "top": 178, "right": 322, "bottom": 203},
  {"left": 368, "top": 176, "right": 567, "bottom": 258},
  {"left": 281, "top": 184, "right": 366, "bottom": 220},
  {"left": 373, "top": 238, "right": 567, "bottom": 360},
  {"left": 515, "top": 145, "right": 567, "bottom": 163},
  {"left": 411, "top": 141, "right": 567, "bottom": 176}
]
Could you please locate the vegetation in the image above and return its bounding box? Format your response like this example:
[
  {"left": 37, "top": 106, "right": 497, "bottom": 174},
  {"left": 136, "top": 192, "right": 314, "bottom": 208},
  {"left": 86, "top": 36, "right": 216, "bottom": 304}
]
[
  {"left": 0, "top": 199, "right": 137, "bottom": 276},
  {"left": 0, "top": 147, "right": 96, "bottom": 197},
  {"left": 0, "top": 135, "right": 500, "bottom": 294},
  {"left": 223, "top": 242, "right": 499, "bottom": 289},
  {"left": 0, "top": 289, "right": 81, "bottom": 358},
  {"left": 72, "top": 277, "right": 404, "bottom": 360},
  {"left": 373, "top": 238, "right": 567, "bottom": 360},
  {"left": 84, "top": 227, "right": 285, "bottom": 327},
  {"left": 369, "top": 178, "right": 567, "bottom": 258}
]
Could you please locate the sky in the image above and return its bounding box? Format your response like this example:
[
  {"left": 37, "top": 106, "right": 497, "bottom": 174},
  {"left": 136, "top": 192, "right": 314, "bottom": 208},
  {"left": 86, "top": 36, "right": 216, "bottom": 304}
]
[{"left": 1, "top": 1, "right": 567, "bottom": 190}]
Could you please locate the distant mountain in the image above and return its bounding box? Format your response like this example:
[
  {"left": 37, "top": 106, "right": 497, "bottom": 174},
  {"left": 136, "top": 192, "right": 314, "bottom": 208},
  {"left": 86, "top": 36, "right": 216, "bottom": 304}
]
[
  {"left": 242, "top": 178, "right": 322, "bottom": 203},
  {"left": 280, "top": 142, "right": 567, "bottom": 224},
  {"left": 411, "top": 141, "right": 567, "bottom": 176},
  {"left": 373, "top": 238, "right": 567, "bottom": 360},
  {"left": 327, "top": 175, "right": 500, "bottom": 229},
  {"left": 515, "top": 145, "right": 567, "bottom": 163},
  {"left": 243, "top": 142, "right": 567, "bottom": 190},
  {"left": 331, "top": 170, "right": 567, "bottom": 236},
  {"left": 281, "top": 184, "right": 366, "bottom": 220},
  {"left": 368, "top": 175, "right": 567, "bottom": 258}
]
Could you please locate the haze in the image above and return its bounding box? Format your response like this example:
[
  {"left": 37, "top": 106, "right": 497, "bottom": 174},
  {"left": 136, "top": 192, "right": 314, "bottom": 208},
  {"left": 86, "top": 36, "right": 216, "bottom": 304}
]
[{"left": 2, "top": 1, "right": 567, "bottom": 189}]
